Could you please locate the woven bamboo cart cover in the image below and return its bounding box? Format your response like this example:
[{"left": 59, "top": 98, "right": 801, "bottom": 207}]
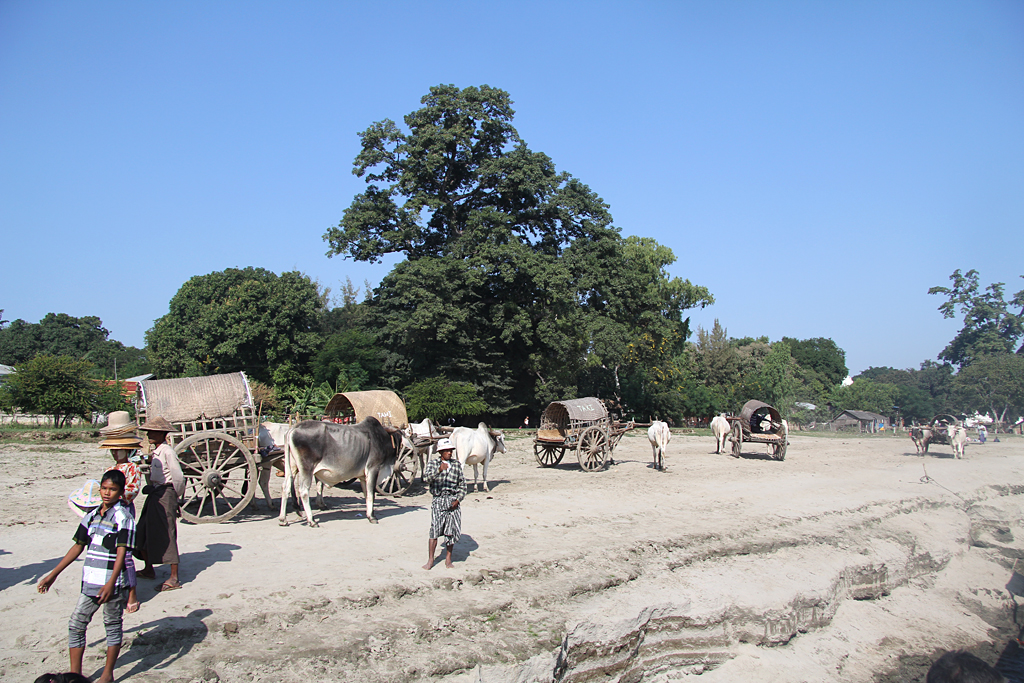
[
  {"left": 543, "top": 397, "right": 608, "bottom": 423},
  {"left": 138, "top": 373, "right": 253, "bottom": 423},
  {"left": 538, "top": 397, "right": 608, "bottom": 441},
  {"left": 324, "top": 390, "right": 408, "bottom": 428}
]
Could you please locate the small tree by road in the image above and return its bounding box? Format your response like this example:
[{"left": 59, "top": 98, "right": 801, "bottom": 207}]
[{"left": 0, "top": 355, "right": 95, "bottom": 426}]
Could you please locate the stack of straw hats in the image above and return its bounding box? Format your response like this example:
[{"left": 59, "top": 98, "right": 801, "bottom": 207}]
[{"left": 98, "top": 410, "right": 143, "bottom": 450}]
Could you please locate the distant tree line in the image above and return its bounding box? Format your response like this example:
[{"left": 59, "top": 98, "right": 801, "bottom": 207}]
[
  {"left": 3, "top": 87, "right": 1021, "bottom": 431},
  {"left": 844, "top": 270, "right": 1024, "bottom": 430}
]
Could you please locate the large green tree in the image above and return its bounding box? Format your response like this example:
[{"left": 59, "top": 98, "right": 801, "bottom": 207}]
[
  {"left": 929, "top": 269, "right": 1024, "bottom": 368},
  {"left": 829, "top": 379, "right": 900, "bottom": 417},
  {"left": 147, "top": 268, "right": 326, "bottom": 389},
  {"left": 952, "top": 354, "right": 1024, "bottom": 430},
  {"left": 780, "top": 337, "right": 848, "bottom": 387},
  {"left": 325, "top": 85, "right": 711, "bottom": 415}
]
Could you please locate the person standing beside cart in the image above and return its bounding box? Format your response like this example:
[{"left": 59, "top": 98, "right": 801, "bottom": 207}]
[
  {"left": 136, "top": 416, "right": 184, "bottom": 592},
  {"left": 422, "top": 438, "right": 467, "bottom": 570}
]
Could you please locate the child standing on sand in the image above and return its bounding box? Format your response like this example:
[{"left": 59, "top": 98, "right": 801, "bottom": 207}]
[{"left": 38, "top": 469, "right": 136, "bottom": 683}]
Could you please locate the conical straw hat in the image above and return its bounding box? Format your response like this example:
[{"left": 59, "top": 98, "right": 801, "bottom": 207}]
[{"left": 140, "top": 416, "right": 176, "bottom": 432}]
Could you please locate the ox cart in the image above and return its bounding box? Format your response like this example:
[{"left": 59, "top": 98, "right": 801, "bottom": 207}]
[
  {"left": 137, "top": 372, "right": 276, "bottom": 524},
  {"left": 910, "top": 415, "right": 962, "bottom": 454},
  {"left": 533, "top": 398, "right": 634, "bottom": 472},
  {"left": 728, "top": 399, "right": 787, "bottom": 461},
  {"left": 927, "top": 414, "right": 961, "bottom": 446},
  {"left": 322, "top": 390, "right": 420, "bottom": 497}
]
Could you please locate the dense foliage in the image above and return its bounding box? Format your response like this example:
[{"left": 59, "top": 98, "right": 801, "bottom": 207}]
[
  {"left": 928, "top": 269, "right": 1024, "bottom": 368},
  {"left": 146, "top": 268, "right": 327, "bottom": 388},
  {"left": 0, "top": 355, "right": 104, "bottom": 426},
  {"left": 0, "top": 313, "right": 149, "bottom": 379},
  {"left": 404, "top": 376, "right": 488, "bottom": 422},
  {"left": 325, "top": 84, "right": 712, "bottom": 419}
]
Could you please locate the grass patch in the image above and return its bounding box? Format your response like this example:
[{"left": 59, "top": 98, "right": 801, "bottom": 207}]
[{"left": 0, "top": 423, "right": 99, "bottom": 444}]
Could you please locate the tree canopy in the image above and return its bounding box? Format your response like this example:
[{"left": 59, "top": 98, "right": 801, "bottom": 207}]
[
  {"left": 0, "top": 313, "right": 149, "bottom": 379},
  {"left": 326, "top": 84, "right": 712, "bottom": 417},
  {"left": 0, "top": 355, "right": 96, "bottom": 426},
  {"left": 929, "top": 269, "right": 1024, "bottom": 368},
  {"left": 146, "top": 267, "right": 327, "bottom": 387}
]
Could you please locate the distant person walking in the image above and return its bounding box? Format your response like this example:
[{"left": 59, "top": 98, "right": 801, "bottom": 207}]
[
  {"left": 422, "top": 438, "right": 466, "bottom": 570},
  {"left": 136, "top": 417, "right": 184, "bottom": 592}
]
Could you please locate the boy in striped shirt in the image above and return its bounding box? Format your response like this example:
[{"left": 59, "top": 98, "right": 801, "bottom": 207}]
[{"left": 38, "top": 469, "right": 135, "bottom": 683}]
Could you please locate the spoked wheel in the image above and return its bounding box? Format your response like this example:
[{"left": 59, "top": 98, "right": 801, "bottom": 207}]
[
  {"left": 773, "top": 439, "right": 787, "bottom": 461},
  {"left": 534, "top": 442, "right": 565, "bottom": 467},
  {"left": 176, "top": 432, "right": 256, "bottom": 524},
  {"left": 730, "top": 422, "right": 743, "bottom": 458},
  {"left": 376, "top": 438, "right": 416, "bottom": 496},
  {"left": 577, "top": 427, "right": 609, "bottom": 472}
]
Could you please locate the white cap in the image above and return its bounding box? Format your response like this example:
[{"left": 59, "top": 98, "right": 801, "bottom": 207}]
[{"left": 436, "top": 438, "right": 454, "bottom": 452}]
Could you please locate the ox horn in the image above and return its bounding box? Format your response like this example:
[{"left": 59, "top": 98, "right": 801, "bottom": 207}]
[
  {"left": 489, "top": 429, "right": 502, "bottom": 437},
  {"left": 382, "top": 425, "right": 402, "bottom": 434}
]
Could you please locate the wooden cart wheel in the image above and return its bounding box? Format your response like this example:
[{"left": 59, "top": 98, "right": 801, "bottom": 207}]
[
  {"left": 534, "top": 443, "right": 565, "bottom": 467},
  {"left": 176, "top": 432, "right": 256, "bottom": 524},
  {"left": 730, "top": 422, "right": 743, "bottom": 458},
  {"left": 773, "top": 440, "right": 787, "bottom": 461},
  {"left": 577, "top": 427, "right": 609, "bottom": 472},
  {"left": 376, "top": 437, "right": 417, "bottom": 497}
]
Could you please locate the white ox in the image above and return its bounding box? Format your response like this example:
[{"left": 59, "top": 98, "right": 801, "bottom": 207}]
[
  {"left": 406, "top": 418, "right": 443, "bottom": 475},
  {"left": 710, "top": 414, "right": 730, "bottom": 454},
  {"left": 648, "top": 420, "right": 671, "bottom": 470},
  {"left": 451, "top": 422, "right": 506, "bottom": 492},
  {"left": 949, "top": 425, "right": 968, "bottom": 459},
  {"left": 255, "top": 422, "right": 291, "bottom": 509}
]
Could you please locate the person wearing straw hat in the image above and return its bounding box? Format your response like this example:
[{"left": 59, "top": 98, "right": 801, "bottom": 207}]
[
  {"left": 100, "top": 431, "right": 143, "bottom": 612},
  {"left": 136, "top": 416, "right": 184, "bottom": 592},
  {"left": 422, "top": 438, "right": 467, "bottom": 570}
]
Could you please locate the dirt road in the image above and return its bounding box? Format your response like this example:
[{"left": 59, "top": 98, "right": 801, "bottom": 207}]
[{"left": 2, "top": 431, "right": 1022, "bottom": 682}]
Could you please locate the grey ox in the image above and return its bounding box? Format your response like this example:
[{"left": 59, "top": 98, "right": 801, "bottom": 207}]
[{"left": 278, "top": 417, "right": 400, "bottom": 527}]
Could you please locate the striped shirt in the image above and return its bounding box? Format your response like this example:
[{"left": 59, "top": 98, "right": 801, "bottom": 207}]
[
  {"left": 73, "top": 502, "right": 136, "bottom": 597},
  {"left": 423, "top": 457, "right": 467, "bottom": 544},
  {"left": 423, "top": 457, "right": 466, "bottom": 501}
]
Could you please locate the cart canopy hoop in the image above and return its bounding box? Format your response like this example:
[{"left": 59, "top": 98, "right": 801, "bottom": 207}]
[
  {"left": 541, "top": 398, "right": 608, "bottom": 426},
  {"left": 738, "top": 400, "right": 782, "bottom": 435},
  {"left": 138, "top": 372, "right": 253, "bottom": 423},
  {"left": 324, "top": 390, "right": 408, "bottom": 428}
]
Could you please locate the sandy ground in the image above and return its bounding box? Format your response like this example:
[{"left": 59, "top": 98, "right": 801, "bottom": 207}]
[{"left": 2, "top": 430, "right": 1023, "bottom": 683}]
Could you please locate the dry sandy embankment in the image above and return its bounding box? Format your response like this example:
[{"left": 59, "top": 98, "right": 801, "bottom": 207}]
[{"left": 1, "top": 432, "right": 1023, "bottom": 682}]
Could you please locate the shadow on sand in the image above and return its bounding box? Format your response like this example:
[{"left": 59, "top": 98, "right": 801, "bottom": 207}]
[{"left": 103, "top": 608, "right": 213, "bottom": 681}]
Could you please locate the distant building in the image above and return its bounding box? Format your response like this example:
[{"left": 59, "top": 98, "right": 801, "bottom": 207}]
[
  {"left": 831, "top": 409, "right": 889, "bottom": 433},
  {"left": 0, "top": 364, "right": 14, "bottom": 386}
]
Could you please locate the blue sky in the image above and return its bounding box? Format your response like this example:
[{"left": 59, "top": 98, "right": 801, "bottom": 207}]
[{"left": 2, "top": 1, "right": 1021, "bottom": 375}]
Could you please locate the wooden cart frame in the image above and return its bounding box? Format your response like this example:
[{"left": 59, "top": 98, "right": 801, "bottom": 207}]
[
  {"left": 322, "top": 390, "right": 418, "bottom": 496},
  {"left": 728, "top": 399, "right": 787, "bottom": 461},
  {"left": 926, "top": 414, "right": 961, "bottom": 446},
  {"left": 137, "top": 372, "right": 265, "bottom": 524},
  {"left": 533, "top": 397, "right": 634, "bottom": 471}
]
